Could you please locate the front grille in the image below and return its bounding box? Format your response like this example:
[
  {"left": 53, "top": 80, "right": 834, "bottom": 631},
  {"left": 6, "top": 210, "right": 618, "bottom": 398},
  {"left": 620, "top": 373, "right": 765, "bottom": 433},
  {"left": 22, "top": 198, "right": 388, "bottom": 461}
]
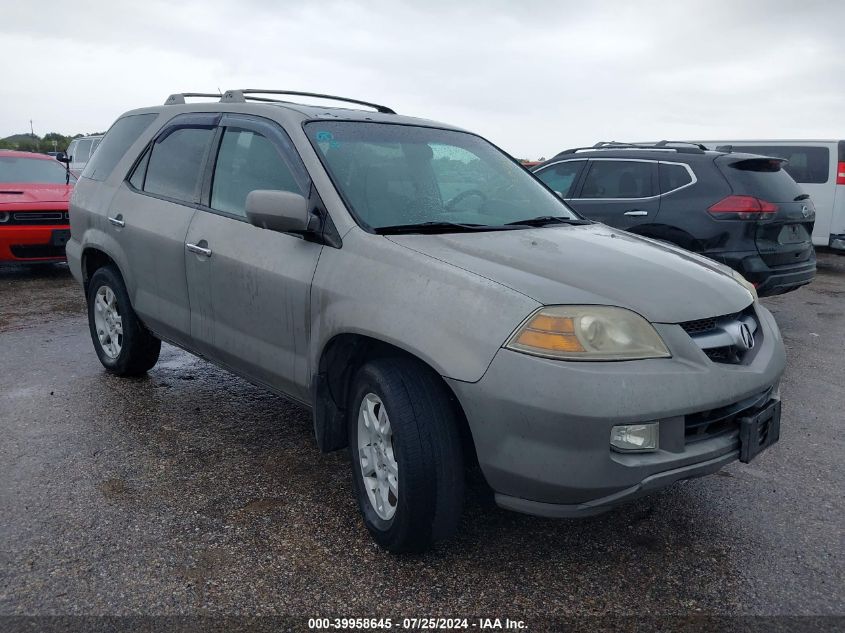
[
  {"left": 9, "top": 244, "right": 67, "bottom": 259},
  {"left": 7, "top": 211, "right": 69, "bottom": 225},
  {"left": 680, "top": 305, "right": 759, "bottom": 365},
  {"left": 680, "top": 316, "right": 718, "bottom": 335},
  {"left": 685, "top": 387, "right": 773, "bottom": 443}
]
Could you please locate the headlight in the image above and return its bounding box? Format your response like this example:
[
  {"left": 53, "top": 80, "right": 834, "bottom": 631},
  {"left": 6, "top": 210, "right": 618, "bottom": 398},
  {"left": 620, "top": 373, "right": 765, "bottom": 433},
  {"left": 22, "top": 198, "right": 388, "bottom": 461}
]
[
  {"left": 506, "top": 305, "right": 671, "bottom": 361},
  {"left": 731, "top": 270, "right": 758, "bottom": 302}
]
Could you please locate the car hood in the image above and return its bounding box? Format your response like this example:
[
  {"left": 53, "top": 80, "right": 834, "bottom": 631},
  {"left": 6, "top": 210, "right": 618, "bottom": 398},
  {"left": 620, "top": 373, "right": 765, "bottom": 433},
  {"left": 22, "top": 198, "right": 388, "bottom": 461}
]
[
  {"left": 0, "top": 183, "right": 73, "bottom": 206},
  {"left": 387, "top": 223, "right": 753, "bottom": 323}
]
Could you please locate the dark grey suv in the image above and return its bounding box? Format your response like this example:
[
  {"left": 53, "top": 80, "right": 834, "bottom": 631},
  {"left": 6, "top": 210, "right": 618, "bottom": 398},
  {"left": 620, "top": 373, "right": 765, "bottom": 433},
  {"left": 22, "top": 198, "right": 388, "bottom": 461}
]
[{"left": 533, "top": 141, "right": 816, "bottom": 296}]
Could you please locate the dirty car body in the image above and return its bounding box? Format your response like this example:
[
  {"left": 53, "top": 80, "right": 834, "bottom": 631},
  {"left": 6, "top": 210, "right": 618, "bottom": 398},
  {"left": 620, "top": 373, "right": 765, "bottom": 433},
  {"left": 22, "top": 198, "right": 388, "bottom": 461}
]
[{"left": 66, "top": 91, "right": 786, "bottom": 550}]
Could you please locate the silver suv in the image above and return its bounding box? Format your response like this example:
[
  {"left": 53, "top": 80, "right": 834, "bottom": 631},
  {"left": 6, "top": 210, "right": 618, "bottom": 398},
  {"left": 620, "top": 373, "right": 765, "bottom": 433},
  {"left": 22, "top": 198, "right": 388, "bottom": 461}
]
[{"left": 67, "top": 90, "right": 786, "bottom": 552}]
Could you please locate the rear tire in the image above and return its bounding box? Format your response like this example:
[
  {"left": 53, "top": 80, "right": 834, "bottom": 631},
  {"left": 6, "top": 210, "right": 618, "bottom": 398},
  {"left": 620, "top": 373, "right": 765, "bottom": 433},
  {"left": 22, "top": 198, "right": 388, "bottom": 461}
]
[
  {"left": 347, "top": 358, "right": 465, "bottom": 552},
  {"left": 87, "top": 265, "right": 160, "bottom": 376}
]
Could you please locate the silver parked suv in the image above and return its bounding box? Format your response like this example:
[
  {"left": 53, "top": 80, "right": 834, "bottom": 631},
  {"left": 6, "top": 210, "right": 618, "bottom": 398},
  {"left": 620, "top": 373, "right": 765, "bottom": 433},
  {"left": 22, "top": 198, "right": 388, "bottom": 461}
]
[{"left": 67, "top": 90, "right": 786, "bottom": 552}]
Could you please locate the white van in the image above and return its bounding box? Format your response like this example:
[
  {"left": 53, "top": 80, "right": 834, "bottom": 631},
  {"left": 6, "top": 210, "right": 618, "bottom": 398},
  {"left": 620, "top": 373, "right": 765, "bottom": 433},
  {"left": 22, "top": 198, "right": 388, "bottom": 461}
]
[
  {"left": 692, "top": 140, "right": 845, "bottom": 251},
  {"left": 65, "top": 135, "right": 103, "bottom": 177}
]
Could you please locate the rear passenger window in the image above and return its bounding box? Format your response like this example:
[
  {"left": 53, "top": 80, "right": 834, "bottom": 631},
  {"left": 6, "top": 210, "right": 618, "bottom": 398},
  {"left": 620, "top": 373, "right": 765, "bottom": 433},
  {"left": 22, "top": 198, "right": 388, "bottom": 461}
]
[
  {"left": 143, "top": 128, "right": 214, "bottom": 203},
  {"left": 580, "top": 160, "right": 653, "bottom": 198},
  {"left": 731, "top": 145, "right": 829, "bottom": 184},
  {"left": 83, "top": 114, "right": 156, "bottom": 181},
  {"left": 535, "top": 161, "right": 584, "bottom": 197},
  {"left": 659, "top": 163, "right": 693, "bottom": 193},
  {"left": 210, "top": 128, "right": 302, "bottom": 217}
]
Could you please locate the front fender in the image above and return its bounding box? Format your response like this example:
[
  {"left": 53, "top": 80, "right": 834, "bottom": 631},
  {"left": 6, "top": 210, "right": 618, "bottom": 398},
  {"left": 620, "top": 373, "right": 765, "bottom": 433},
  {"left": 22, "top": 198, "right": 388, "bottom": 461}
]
[{"left": 309, "top": 228, "right": 540, "bottom": 384}]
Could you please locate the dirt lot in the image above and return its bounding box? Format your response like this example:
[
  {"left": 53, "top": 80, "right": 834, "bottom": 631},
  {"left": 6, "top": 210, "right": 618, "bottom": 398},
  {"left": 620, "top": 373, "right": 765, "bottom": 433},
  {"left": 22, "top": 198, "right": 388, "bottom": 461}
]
[{"left": 1, "top": 254, "right": 843, "bottom": 624}]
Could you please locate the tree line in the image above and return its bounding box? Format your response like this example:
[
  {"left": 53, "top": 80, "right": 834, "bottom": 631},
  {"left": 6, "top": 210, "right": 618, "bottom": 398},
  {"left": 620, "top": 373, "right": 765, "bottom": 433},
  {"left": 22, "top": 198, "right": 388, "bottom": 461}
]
[{"left": 0, "top": 132, "right": 104, "bottom": 153}]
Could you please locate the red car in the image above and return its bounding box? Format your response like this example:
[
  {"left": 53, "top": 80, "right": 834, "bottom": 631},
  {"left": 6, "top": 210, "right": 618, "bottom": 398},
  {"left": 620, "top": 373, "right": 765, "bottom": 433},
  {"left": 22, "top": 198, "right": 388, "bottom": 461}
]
[{"left": 0, "top": 150, "right": 76, "bottom": 263}]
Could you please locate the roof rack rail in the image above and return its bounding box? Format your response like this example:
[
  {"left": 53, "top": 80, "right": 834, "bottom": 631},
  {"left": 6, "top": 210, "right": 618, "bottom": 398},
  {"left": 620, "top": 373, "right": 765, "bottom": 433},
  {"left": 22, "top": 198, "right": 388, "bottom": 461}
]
[
  {"left": 554, "top": 140, "right": 706, "bottom": 157},
  {"left": 220, "top": 89, "right": 396, "bottom": 114},
  {"left": 651, "top": 140, "right": 708, "bottom": 151},
  {"left": 164, "top": 92, "right": 222, "bottom": 105}
]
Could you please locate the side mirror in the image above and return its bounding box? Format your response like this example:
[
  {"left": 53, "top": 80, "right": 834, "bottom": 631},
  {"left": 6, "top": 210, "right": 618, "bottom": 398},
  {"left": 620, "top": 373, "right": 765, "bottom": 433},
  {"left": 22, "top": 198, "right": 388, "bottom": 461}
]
[
  {"left": 56, "top": 153, "right": 70, "bottom": 163},
  {"left": 245, "top": 190, "right": 309, "bottom": 233}
]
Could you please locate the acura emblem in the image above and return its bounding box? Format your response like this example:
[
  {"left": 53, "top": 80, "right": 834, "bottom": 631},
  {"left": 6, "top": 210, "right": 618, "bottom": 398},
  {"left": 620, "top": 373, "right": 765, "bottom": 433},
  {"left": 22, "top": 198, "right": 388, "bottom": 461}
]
[{"left": 739, "top": 323, "right": 755, "bottom": 351}]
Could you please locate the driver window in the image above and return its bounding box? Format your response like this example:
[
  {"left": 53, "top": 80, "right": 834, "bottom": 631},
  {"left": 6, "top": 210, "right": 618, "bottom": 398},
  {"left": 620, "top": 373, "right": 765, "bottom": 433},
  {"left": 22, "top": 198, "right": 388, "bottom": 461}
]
[
  {"left": 211, "top": 128, "right": 302, "bottom": 217},
  {"left": 535, "top": 161, "right": 584, "bottom": 197}
]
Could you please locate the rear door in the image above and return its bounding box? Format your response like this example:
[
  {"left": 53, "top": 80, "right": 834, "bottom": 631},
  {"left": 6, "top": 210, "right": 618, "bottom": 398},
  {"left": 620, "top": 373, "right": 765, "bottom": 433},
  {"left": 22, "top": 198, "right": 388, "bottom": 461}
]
[
  {"left": 726, "top": 144, "right": 834, "bottom": 246},
  {"left": 568, "top": 159, "right": 659, "bottom": 229},
  {"left": 113, "top": 113, "right": 219, "bottom": 345},
  {"left": 715, "top": 155, "right": 815, "bottom": 269},
  {"left": 184, "top": 114, "right": 321, "bottom": 401}
]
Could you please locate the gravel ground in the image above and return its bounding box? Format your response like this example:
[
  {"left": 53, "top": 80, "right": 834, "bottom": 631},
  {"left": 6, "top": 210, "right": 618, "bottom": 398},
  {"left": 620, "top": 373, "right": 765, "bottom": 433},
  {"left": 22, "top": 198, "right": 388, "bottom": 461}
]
[{"left": 0, "top": 255, "right": 843, "bottom": 625}]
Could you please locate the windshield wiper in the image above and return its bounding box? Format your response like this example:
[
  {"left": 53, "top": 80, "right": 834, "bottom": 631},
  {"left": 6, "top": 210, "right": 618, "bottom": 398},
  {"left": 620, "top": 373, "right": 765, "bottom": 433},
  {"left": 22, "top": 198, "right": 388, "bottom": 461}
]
[
  {"left": 794, "top": 193, "right": 810, "bottom": 201},
  {"left": 376, "top": 221, "right": 519, "bottom": 235},
  {"left": 504, "top": 216, "right": 591, "bottom": 227}
]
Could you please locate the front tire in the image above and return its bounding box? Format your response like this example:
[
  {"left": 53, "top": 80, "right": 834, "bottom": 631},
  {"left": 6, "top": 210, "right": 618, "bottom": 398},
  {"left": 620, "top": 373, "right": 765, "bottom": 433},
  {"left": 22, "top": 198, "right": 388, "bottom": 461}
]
[
  {"left": 348, "top": 358, "right": 465, "bottom": 552},
  {"left": 87, "top": 265, "right": 160, "bottom": 376}
]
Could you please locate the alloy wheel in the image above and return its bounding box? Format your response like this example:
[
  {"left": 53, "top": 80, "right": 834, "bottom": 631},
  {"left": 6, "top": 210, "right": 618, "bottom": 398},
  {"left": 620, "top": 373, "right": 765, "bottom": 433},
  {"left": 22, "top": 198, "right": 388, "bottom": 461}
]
[
  {"left": 93, "top": 285, "right": 123, "bottom": 359},
  {"left": 357, "top": 393, "right": 399, "bottom": 520}
]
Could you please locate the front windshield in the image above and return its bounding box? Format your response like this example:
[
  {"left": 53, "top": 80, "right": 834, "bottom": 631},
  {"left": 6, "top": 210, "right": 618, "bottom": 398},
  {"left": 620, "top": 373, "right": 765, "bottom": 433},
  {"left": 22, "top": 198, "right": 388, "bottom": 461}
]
[
  {"left": 0, "top": 155, "right": 76, "bottom": 185},
  {"left": 305, "top": 122, "right": 580, "bottom": 231}
]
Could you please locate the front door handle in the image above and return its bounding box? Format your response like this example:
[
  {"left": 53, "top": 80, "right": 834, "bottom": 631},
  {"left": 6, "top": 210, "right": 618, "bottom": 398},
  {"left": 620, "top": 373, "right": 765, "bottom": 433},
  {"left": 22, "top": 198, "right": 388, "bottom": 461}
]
[
  {"left": 107, "top": 214, "right": 125, "bottom": 227},
  {"left": 186, "top": 242, "right": 212, "bottom": 257},
  {"left": 623, "top": 210, "right": 648, "bottom": 217}
]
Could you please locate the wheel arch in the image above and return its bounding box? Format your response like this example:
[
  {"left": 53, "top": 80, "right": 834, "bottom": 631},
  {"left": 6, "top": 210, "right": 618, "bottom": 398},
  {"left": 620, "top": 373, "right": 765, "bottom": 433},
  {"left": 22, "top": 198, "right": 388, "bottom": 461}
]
[
  {"left": 311, "top": 333, "right": 478, "bottom": 465},
  {"left": 80, "top": 246, "right": 128, "bottom": 295}
]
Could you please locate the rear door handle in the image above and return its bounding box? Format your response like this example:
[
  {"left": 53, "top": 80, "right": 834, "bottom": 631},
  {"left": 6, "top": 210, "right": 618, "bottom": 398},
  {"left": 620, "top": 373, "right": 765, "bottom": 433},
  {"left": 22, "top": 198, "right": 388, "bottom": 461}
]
[
  {"left": 107, "top": 214, "right": 125, "bottom": 227},
  {"left": 623, "top": 210, "right": 648, "bottom": 217},
  {"left": 186, "top": 242, "right": 212, "bottom": 257}
]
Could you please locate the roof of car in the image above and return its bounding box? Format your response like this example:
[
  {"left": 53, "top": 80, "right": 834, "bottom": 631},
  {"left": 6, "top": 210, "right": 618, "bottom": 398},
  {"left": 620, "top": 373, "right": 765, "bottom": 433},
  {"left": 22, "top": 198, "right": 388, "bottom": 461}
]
[
  {"left": 0, "top": 150, "right": 55, "bottom": 160},
  {"left": 542, "top": 148, "right": 723, "bottom": 162},
  {"left": 533, "top": 148, "right": 787, "bottom": 172},
  {"left": 121, "top": 90, "right": 466, "bottom": 133},
  {"left": 692, "top": 139, "right": 841, "bottom": 144}
]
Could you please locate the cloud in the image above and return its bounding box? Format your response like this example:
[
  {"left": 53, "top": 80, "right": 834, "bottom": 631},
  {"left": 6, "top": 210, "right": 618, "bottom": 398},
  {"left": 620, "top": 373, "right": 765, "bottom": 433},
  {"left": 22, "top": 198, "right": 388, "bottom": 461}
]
[{"left": 1, "top": 0, "right": 843, "bottom": 157}]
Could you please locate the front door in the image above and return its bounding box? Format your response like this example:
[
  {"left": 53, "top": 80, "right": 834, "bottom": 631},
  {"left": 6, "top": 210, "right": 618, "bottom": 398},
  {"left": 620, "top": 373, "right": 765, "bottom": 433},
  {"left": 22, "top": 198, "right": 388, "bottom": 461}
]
[
  {"left": 184, "top": 115, "right": 321, "bottom": 401},
  {"left": 568, "top": 159, "right": 660, "bottom": 230}
]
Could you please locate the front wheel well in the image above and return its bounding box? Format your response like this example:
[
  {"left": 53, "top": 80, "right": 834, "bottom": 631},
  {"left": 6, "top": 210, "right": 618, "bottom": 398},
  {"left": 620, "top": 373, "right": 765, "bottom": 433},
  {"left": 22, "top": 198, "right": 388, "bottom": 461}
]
[{"left": 312, "top": 335, "right": 478, "bottom": 466}]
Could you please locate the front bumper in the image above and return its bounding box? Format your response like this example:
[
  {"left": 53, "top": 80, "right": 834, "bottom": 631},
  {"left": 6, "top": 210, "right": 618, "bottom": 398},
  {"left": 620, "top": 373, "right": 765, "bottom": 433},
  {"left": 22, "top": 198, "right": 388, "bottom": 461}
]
[
  {"left": 446, "top": 303, "right": 786, "bottom": 517},
  {"left": 0, "top": 225, "right": 70, "bottom": 262}
]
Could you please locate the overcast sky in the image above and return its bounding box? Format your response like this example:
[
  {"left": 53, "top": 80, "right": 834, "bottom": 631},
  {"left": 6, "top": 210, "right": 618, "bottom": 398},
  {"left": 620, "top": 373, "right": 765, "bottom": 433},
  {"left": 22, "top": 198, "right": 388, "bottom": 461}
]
[{"left": 1, "top": 0, "right": 843, "bottom": 158}]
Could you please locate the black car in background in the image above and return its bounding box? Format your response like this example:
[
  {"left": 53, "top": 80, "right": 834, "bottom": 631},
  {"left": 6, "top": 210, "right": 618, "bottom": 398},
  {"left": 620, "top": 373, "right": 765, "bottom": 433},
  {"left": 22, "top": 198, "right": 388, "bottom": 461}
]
[{"left": 532, "top": 141, "right": 816, "bottom": 296}]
